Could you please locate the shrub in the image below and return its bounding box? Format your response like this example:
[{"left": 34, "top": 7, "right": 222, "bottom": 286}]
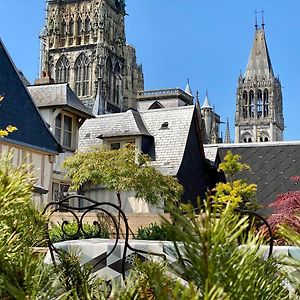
[
  {"left": 49, "top": 221, "right": 110, "bottom": 243},
  {"left": 136, "top": 223, "right": 168, "bottom": 241}
]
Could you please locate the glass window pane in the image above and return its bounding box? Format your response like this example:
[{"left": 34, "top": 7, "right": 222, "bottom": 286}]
[{"left": 64, "top": 115, "right": 72, "bottom": 132}]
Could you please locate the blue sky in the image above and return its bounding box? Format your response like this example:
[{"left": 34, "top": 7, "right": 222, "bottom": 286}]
[{"left": 0, "top": 1, "right": 299, "bottom": 141}]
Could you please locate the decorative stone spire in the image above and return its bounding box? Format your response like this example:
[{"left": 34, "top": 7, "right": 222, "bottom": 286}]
[
  {"left": 92, "top": 80, "right": 105, "bottom": 115},
  {"left": 225, "top": 118, "right": 231, "bottom": 143},
  {"left": 244, "top": 25, "right": 274, "bottom": 80},
  {"left": 185, "top": 78, "right": 193, "bottom": 96},
  {"left": 201, "top": 91, "right": 212, "bottom": 109}
]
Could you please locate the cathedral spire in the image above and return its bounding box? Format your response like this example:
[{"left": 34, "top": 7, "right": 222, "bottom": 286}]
[
  {"left": 185, "top": 78, "right": 193, "bottom": 96},
  {"left": 225, "top": 118, "right": 231, "bottom": 144},
  {"left": 202, "top": 90, "right": 212, "bottom": 109},
  {"left": 244, "top": 24, "right": 274, "bottom": 80}
]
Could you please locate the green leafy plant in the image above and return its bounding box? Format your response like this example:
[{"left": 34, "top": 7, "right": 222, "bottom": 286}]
[
  {"left": 136, "top": 223, "right": 169, "bottom": 241},
  {"left": 63, "top": 144, "right": 183, "bottom": 209},
  {"left": 50, "top": 221, "right": 110, "bottom": 243},
  {"left": 212, "top": 151, "right": 257, "bottom": 210}
]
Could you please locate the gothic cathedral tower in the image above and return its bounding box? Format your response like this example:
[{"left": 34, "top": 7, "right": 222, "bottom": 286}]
[
  {"left": 39, "top": 0, "right": 144, "bottom": 113},
  {"left": 235, "top": 23, "right": 284, "bottom": 143}
]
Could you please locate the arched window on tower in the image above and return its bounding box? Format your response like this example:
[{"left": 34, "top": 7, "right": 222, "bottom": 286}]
[
  {"left": 75, "top": 53, "right": 90, "bottom": 97},
  {"left": 77, "top": 18, "right": 83, "bottom": 45},
  {"left": 106, "top": 58, "right": 113, "bottom": 102},
  {"left": 249, "top": 90, "right": 254, "bottom": 118},
  {"left": 55, "top": 55, "right": 70, "bottom": 83},
  {"left": 264, "top": 89, "right": 269, "bottom": 117},
  {"left": 85, "top": 17, "right": 91, "bottom": 43},
  {"left": 242, "top": 90, "right": 248, "bottom": 118},
  {"left": 257, "top": 89, "right": 263, "bottom": 118},
  {"left": 69, "top": 19, "right": 74, "bottom": 45}
]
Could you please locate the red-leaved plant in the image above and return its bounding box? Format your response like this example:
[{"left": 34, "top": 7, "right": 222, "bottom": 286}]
[{"left": 260, "top": 177, "right": 300, "bottom": 245}]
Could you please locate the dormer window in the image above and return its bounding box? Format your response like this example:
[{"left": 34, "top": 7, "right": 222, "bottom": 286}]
[{"left": 160, "top": 122, "right": 169, "bottom": 130}]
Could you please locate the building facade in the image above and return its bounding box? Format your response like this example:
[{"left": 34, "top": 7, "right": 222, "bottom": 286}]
[
  {"left": 0, "top": 39, "right": 62, "bottom": 207},
  {"left": 235, "top": 24, "right": 284, "bottom": 143},
  {"left": 40, "top": 0, "right": 144, "bottom": 113}
]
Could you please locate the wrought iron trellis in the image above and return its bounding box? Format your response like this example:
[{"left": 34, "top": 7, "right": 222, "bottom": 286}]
[{"left": 42, "top": 194, "right": 166, "bottom": 280}]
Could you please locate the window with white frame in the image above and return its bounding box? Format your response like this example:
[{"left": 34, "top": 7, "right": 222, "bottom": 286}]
[{"left": 55, "top": 113, "right": 74, "bottom": 148}]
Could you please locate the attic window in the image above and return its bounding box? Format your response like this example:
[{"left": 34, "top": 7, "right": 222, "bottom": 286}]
[
  {"left": 85, "top": 132, "right": 91, "bottom": 139},
  {"left": 160, "top": 122, "right": 169, "bottom": 130}
]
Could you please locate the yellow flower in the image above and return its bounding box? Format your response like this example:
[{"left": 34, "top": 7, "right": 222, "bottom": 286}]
[
  {"left": 0, "top": 130, "right": 9, "bottom": 137},
  {"left": 6, "top": 125, "right": 17, "bottom": 133}
]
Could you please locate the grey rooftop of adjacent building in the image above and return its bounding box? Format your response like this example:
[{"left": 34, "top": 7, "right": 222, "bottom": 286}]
[
  {"left": 205, "top": 142, "right": 300, "bottom": 207},
  {"left": 79, "top": 105, "right": 197, "bottom": 176},
  {"left": 137, "top": 88, "right": 193, "bottom": 105},
  {"left": 28, "top": 83, "right": 94, "bottom": 119}
]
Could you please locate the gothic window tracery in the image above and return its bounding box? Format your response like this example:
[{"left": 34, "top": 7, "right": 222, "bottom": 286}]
[
  {"left": 264, "top": 89, "right": 269, "bottom": 117},
  {"left": 249, "top": 90, "right": 254, "bottom": 118},
  {"left": 242, "top": 90, "right": 248, "bottom": 118},
  {"left": 257, "top": 89, "right": 263, "bottom": 118},
  {"left": 55, "top": 55, "right": 70, "bottom": 83},
  {"left": 75, "top": 53, "right": 90, "bottom": 97}
]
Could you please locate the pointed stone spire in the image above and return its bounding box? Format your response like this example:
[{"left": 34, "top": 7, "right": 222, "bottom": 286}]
[
  {"left": 92, "top": 80, "right": 105, "bottom": 115},
  {"left": 185, "top": 78, "right": 193, "bottom": 96},
  {"left": 225, "top": 118, "right": 231, "bottom": 143},
  {"left": 244, "top": 25, "right": 274, "bottom": 80},
  {"left": 202, "top": 90, "right": 212, "bottom": 109}
]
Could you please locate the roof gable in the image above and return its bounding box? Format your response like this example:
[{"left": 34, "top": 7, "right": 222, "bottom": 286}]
[{"left": 0, "top": 40, "right": 61, "bottom": 153}]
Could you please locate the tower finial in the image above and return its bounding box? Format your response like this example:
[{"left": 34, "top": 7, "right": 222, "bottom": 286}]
[
  {"left": 225, "top": 118, "right": 231, "bottom": 144},
  {"left": 254, "top": 9, "right": 258, "bottom": 29},
  {"left": 261, "top": 9, "right": 265, "bottom": 28}
]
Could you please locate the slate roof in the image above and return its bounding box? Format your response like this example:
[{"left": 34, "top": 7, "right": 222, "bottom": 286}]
[
  {"left": 0, "top": 39, "right": 62, "bottom": 154},
  {"left": 79, "top": 105, "right": 196, "bottom": 176},
  {"left": 98, "top": 109, "right": 152, "bottom": 138},
  {"left": 214, "top": 142, "right": 300, "bottom": 208},
  {"left": 28, "top": 83, "right": 94, "bottom": 119}
]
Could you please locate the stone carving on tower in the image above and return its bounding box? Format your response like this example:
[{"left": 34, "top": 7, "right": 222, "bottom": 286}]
[
  {"left": 235, "top": 20, "right": 284, "bottom": 143},
  {"left": 39, "top": 0, "right": 144, "bottom": 113}
]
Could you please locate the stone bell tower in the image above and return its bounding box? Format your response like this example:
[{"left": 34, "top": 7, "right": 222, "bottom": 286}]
[
  {"left": 39, "top": 0, "right": 144, "bottom": 113},
  {"left": 235, "top": 19, "right": 284, "bottom": 143}
]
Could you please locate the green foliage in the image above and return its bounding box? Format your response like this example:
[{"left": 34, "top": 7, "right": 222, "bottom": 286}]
[
  {"left": 49, "top": 221, "right": 110, "bottom": 243},
  {"left": 57, "top": 250, "right": 109, "bottom": 299},
  {"left": 218, "top": 151, "right": 250, "bottom": 180},
  {"left": 0, "top": 153, "right": 55, "bottom": 298},
  {"left": 0, "top": 152, "right": 46, "bottom": 247},
  {"left": 115, "top": 260, "right": 200, "bottom": 300},
  {"left": 136, "top": 223, "right": 169, "bottom": 241},
  {"left": 212, "top": 151, "right": 257, "bottom": 210},
  {"left": 63, "top": 145, "right": 183, "bottom": 206},
  {"left": 159, "top": 202, "right": 289, "bottom": 299}
]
